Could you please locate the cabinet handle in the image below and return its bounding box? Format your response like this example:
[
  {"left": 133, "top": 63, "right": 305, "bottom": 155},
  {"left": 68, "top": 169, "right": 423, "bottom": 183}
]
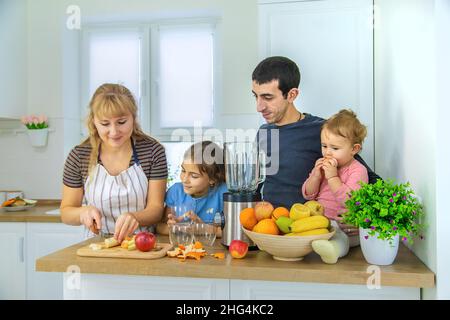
[{"left": 19, "top": 236, "right": 25, "bottom": 263}]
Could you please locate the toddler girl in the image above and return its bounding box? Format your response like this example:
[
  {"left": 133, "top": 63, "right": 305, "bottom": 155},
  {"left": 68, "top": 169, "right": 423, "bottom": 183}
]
[
  {"left": 301, "top": 109, "right": 368, "bottom": 264},
  {"left": 157, "top": 141, "right": 227, "bottom": 237}
]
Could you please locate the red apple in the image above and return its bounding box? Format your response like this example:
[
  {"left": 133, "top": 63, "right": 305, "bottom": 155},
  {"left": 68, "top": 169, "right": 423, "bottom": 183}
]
[
  {"left": 254, "top": 201, "right": 274, "bottom": 221},
  {"left": 135, "top": 232, "right": 156, "bottom": 252},
  {"left": 229, "top": 240, "right": 249, "bottom": 259}
]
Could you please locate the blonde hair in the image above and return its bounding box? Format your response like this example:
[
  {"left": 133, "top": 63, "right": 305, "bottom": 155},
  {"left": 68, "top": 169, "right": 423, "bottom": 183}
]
[
  {"left": 81, "top": 83, "right": 154, "bottom": 177},
  {"left": 322, "top": 109, "right": 367, "bottom": 146}
]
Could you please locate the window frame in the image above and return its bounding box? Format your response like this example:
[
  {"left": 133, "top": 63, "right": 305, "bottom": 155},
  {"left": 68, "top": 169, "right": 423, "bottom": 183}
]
[{"left": 80, "top": 18, "right": 221, "bottom": 142}]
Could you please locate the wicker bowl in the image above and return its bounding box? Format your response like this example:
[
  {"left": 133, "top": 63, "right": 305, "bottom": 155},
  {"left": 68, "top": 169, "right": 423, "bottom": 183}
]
[{"left": 242, "top": 227, "right": 336, "bottom": 261}]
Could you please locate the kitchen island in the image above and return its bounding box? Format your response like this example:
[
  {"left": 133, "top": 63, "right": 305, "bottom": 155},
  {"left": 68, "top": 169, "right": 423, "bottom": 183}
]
[{"left": 36, "top": 235, "right": 434, "bottom": 300}]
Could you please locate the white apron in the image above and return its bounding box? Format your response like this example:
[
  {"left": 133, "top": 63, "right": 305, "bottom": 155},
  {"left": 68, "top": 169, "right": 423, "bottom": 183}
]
[{"left": 83, "top": 140, "right": 152, "bottom": 237}]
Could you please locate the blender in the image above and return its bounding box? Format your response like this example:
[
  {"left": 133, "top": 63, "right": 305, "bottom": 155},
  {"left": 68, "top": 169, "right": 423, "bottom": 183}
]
[{"left": 221, "top": 142, "right": 265, "bottom": 247}]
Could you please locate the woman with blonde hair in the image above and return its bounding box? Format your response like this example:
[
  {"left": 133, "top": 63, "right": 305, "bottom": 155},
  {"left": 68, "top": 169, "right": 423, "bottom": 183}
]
[{"left": 61, "top": 83, "right": 168, "bottom": 242}]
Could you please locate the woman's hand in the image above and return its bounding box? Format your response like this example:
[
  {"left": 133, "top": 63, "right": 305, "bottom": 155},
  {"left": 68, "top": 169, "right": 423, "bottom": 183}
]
[
  {"left": 79, "top": 206, "right": 102, "bottom": 234},
  {"left": 114, "top": 213, "right": 139, "bottom": 242},
  {"left": 322, "top": 157, "right": 338, "bottom": 180}
]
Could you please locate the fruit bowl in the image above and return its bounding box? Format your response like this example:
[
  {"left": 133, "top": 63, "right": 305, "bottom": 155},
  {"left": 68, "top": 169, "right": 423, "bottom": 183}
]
[{"left": 242, "top": 227, "right": 336, "bottom": 261}]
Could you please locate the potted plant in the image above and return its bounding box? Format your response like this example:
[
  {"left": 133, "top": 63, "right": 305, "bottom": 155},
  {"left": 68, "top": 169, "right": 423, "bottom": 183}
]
[
  {"left": 21, "top": 114, "right": 49, "bottom": 147},
  {"left": 343, "top": 179, "right": 425, "bottom": 265}
]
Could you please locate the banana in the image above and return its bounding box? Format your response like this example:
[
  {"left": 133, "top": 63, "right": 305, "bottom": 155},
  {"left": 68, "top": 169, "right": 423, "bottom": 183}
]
[
  {"left": 296, "top": 228, "right": 329, "bottom": 236},
  {"left": 289, "top": 215, "right": 329, "bottom": 233},
  {"left": 284, "top": 228, "right": 329, "bottom": 236}
]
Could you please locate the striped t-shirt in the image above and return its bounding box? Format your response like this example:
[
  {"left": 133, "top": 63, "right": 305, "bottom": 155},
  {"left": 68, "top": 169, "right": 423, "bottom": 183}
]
[{"left": 63, "top": 138, "right": 168, "bottom": 188}]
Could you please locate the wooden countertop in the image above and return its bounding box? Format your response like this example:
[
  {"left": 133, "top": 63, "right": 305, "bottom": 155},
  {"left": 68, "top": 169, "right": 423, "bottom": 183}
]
[
  {"left": 0, "top": 200, "right": 61, "bottom": 223},
  {"left": 36, "top": 235, "right": 435, "bottom": 288}
]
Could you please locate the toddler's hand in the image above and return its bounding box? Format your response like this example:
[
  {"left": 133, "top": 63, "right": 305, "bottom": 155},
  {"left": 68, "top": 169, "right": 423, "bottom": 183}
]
[
  {"left": 322, "top": 158, "right": 338, "bottom": 180},
  {"left": 311, "top": 158, "right": 325, "bottom": 179}
]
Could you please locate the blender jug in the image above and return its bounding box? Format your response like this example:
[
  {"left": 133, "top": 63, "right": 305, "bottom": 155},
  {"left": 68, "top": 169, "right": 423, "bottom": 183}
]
[{"left": 222, "top": 142, "right": 265, "bottom": 247}]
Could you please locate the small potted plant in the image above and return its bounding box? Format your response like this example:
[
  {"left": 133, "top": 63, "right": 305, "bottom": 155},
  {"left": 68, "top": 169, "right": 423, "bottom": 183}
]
[
  {"left": 21, "top": 114, "right": 49, "bottom": 147},
  {"left": 343, "top": 179, "right": 425, "bottom": 265}
]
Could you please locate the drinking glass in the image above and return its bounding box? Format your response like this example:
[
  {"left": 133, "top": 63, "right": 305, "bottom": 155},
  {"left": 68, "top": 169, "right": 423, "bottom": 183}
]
[
  {"left": 172, "top": 204, "right": 195, "bottom": 223},
  {"left": 192, "top": 222, "right": 216, "bottom": 247},
  {"left": 169, "top": 223, "right": 194, "bottom": 247}
]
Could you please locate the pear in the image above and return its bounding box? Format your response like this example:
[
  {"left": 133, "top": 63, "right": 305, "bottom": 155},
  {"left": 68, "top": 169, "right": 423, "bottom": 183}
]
[
  {"left": 289, "top": 203, "right": 311, "bottom": 220},
  {"left": 275, "top": 216, "right": 294, "bottom": 234},
  {"left": 304, "top": 200, "right": 324, "bottom": 216}
]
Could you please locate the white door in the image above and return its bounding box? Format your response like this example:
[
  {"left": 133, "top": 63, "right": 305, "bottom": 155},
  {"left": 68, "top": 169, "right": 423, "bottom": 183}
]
[
  {"left": 0, "top": 223, "right": 26, "bottom": 299},
  {"left": 259, "top": 0, "right": 374, "bottom": 168},
  {"left": 26, "top": 223, "right": 85, "bottom": 300}
]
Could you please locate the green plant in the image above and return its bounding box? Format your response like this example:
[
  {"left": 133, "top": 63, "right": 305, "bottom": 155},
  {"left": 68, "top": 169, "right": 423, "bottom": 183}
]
[
  {"left": 21, "top": 114, "right": 49, "bottom": 129},
  {"left": 343, "top": 179, "right": 425, "bottom": 244}
]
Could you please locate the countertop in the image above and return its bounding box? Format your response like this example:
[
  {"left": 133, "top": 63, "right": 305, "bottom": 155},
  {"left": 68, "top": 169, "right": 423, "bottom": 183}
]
[
  {"left": 36, "top": 235, "right": 435, "bottom": 288},
  {"left": 0, "top": 200, "right": 61, "bottom": 222}
]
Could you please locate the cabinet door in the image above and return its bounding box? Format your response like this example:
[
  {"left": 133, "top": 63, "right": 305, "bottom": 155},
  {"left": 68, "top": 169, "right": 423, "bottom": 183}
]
[
  {"left": 26, "top": 223, "right": 85, "bottom": 300},
  {"left": 0, "top": 223, "right": 26, "bottom": 299},
  {"left": 259, "top": 0, "right": 374, "bottom": 167}
]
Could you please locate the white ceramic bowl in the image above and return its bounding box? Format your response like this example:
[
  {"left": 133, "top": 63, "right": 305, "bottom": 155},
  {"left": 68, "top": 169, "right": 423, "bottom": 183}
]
[{"left": 242, "top": 227, "right": 336, "bottom": 261}]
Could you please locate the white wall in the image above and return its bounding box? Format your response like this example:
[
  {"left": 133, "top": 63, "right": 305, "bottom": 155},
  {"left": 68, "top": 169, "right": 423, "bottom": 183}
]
[
  {"left": 0, "top": 0, "right": 260, "bottom": 199},
  {"left": 0, "top": 0, "right": 27, "bottom": 119},
  {"left": 374, "top": 0, "right": 449, "bottom": 299},
  {"left": 435, "top": 0, "right": 450, "bottom": 301}
]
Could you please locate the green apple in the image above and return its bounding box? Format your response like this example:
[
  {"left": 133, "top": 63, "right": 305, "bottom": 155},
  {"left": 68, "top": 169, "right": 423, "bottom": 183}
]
[{"left": 275, "top": 216, "right": 294, "bottom": 234}]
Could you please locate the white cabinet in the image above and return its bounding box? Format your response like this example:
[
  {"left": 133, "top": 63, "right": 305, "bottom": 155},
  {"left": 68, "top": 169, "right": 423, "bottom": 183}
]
[
  {"left": 26, "top": 223, "right": 85, "bottom": 299},
  {"left": 0, "top": 223, "right": 26, "bottom": 299},
  {"left": 64, "top": 274, "right": 230, "bottom": 300},
  {"left": 258, "top": 0, "right": 374, "bottom": 168},
  {"left": 230, "top": 279, "right": 419, "bottom": 300},
  {"left": 0, "top": 222, "right": 84, "bottom": 300}
]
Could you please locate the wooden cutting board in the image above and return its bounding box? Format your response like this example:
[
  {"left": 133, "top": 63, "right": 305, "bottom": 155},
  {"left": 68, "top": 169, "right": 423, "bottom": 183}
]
[{"left": 77, "top": 242, "right": 173, "bottom": 259}]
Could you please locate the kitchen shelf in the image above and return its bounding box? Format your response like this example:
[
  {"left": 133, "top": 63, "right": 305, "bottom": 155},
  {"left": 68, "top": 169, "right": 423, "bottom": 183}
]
[{"left": 0, "top": 128, "right": 55, "bottom": 135}]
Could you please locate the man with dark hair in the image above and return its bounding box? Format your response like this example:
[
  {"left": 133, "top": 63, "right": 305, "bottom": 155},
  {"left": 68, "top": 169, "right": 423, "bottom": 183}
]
[{"left": 253, "top": 56, "right": 380, "bottom": 237}]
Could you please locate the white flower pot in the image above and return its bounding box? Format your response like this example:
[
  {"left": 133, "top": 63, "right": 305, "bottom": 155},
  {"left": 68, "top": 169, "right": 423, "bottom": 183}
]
[
  {"left": 27, "top": 128, "right": 49, "bottom": 147},
  {"left": 359, "top": 227, "right": 399, "bottom": 265}
]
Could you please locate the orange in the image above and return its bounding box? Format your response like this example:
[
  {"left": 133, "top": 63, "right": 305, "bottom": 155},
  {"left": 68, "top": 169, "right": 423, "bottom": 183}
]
[
  {"left": 239, "top": 208, "right": 258, "bottom": 230},
  {"left": 252, "top": 218, "right": 279, "bottom": 235},
  {"left": 271, "top": 207, "right": 290, "bottom": 221}
]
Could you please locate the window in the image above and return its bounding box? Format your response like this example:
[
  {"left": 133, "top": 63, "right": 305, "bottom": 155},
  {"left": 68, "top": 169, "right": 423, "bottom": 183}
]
[{"left": 81, "top": 20, "right": 219, "bottom": 140}]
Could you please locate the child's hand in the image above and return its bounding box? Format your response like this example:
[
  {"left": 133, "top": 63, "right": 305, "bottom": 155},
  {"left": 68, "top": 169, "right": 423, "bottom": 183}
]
[
  {"left": 322, "top": 158, "right": 338, "bottom": 180},
  {"left": 185, "top": 211, "right": 204, "bottom": 223},
  {"left": 311, "top": 158, "right": 325, "bottom": 179},
  {"left": 167, "top": 211, "right": 184, "bottom": 225}
]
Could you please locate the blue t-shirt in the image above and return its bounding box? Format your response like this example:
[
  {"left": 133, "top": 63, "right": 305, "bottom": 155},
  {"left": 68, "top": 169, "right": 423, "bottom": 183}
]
[{"left": 165, "top": 182, "right": 228, "bottom": 224}]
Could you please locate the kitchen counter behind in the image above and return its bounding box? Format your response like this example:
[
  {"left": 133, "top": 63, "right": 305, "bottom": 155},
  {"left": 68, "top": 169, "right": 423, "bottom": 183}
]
[{"left": 0, "top": 200, "right": 61, "bottom": 222}]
